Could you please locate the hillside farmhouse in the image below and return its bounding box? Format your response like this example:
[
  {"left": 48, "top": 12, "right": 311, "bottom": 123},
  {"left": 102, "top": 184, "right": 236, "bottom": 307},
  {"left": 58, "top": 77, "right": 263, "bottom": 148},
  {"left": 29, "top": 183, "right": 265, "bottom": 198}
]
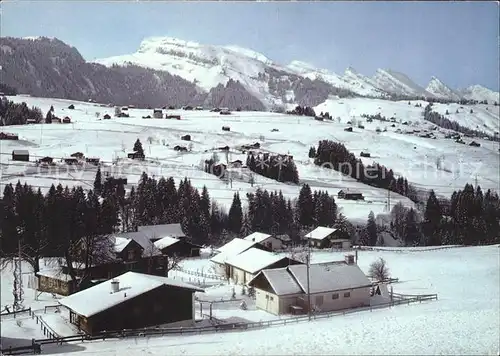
[
  {"left": 338, "top": 189, "right": 364, "bottom": 200},
  {"left": 304, "top": 226, "right": 350, "bottom": 249},
  {"left": 224, "top": 248, "right": 302, "bottom": 284},
  {"left": 210, "top": 238, "right": 271, "bottom": 277},
  {"left": 248, "top": 258, "right": 371, "bottom": 315},
  {"left": 243, "top": 232, "right": 285, "bottom": 251},
  {"left": 154, "top": 236, "right": 202, "bottom": 257},
  {"left": 59, "top": 272, "right": 203, "bottom": 335},
  {"left": 12, "top": 149, "right": 29, "bottom": 162}
]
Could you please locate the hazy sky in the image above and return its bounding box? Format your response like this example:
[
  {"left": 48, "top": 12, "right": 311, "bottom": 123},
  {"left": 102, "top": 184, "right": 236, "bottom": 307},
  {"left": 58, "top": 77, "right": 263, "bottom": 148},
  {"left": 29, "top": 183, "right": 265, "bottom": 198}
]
[{"left": 2, "top": 1, "right": 499, "bottom": 91}]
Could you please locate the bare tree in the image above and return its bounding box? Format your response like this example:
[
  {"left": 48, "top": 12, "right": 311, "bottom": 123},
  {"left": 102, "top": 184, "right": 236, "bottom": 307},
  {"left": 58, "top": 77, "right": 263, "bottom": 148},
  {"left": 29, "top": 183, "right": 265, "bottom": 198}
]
[
  {"left": 368, "top": 257, "right": 390, "bottom": 282},
  {"left": 287, "top": 246, "right": 308, "bottom": 263}
]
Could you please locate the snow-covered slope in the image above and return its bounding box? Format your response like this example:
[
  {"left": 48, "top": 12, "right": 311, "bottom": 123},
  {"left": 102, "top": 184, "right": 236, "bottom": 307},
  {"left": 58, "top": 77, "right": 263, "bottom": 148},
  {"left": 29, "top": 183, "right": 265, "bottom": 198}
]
[
  {"left": 426, "top": 76, "right": 461, "bottom": 101},
  {"left": 372, "top": 69, "right": 433, "bottom": 98},
  {"left": 458, "top": 85, "right": 500, "bottom": 104}
]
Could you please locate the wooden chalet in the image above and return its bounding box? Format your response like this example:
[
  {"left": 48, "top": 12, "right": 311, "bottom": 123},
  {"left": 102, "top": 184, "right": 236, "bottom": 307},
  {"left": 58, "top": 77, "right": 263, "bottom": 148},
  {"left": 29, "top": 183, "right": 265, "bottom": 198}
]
[
  {"left": 71, "top": 152, "right": 85, "bottom": 159},
  {"left": 85, "top": 157, "right": 100, "bottom": 166},
  {"left": 338, "top": 189, "right": 364, "bottom": 200},
  {"left": 39, "top": 156, "right": 54, "bottom": 164},
  {"left": 166, "top": 114, "right": 181, "bottom": 120},
  {"left": 128, "top": 151, "right": 145, "bottom": 160},
  {"left": 36, "top": 269, "right": 80, "bottom": 296},
  {"left": 0, "top": 132, "right": 19, "bottom": 140},
  {"left": 59, "top": 272, "right": 204, "bottom": 335},
  {"left": 153, "top": 108, "right": 163, "bottom": 119},
  {"left": 64, "top": 157, "right": 79, "bottom": 165},
  {"left": 62, "top": 116, "right": 71, "bottom": 123},
  {"left": 136, "top": 223, "right": 186, "bottom": 242},
  {"left": 304, "top": 226, "right": 350, "bottom": 249},
  {"left": 154, "top": 236, "right": 202, "bottom": 257},
  {"left": 103, "top": 114, "right": 111, "bottom": 120},
  {"left": 12, "top": 150, "right": 29, "bottom": 162}
]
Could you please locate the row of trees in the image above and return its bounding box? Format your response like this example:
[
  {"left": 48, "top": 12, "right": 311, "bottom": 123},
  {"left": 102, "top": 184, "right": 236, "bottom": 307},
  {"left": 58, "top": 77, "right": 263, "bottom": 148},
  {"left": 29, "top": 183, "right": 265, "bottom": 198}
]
[
  {"left": 246, "top": 153, "right": 300, "bottom": 184},
  {"left": 312, "top": 140, "right": 419, "bottom": 202},
  {"left": 366, "top": 184, "right": 500, "bottom": 247},
  {"left": 286, "top": 105, "right": 317, "bottom": 117},
  {"left": 424, "top": 103, "right": 498, "bottom": 141},
  {"left": 0, "top": 97, "right": 43, "bottom": 126}
]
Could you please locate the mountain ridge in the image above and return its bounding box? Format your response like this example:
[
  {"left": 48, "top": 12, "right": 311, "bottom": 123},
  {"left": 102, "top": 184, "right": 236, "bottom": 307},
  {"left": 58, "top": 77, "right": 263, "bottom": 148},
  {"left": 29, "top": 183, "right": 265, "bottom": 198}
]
[{"left": 1, "top": 36, "right": 498, "bottom": 109}]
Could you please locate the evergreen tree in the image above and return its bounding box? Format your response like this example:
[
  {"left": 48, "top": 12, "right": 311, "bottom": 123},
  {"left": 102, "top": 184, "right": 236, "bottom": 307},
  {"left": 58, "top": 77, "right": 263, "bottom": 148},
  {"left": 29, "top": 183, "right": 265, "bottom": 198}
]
[
  {"left": 366, "top": 211, "right": 378, "bottom": 246},
  {"left": 93, "top": 167, "right": 102, "bottom": 196},
  {"left": 403, "top": 208, "right": 420, "bottom": 246},
  {"left": 422, "top": 190, "right": 442, "bottom": 245},
  {"left": 228, "top": 193, "right": 243, "bottom": 234},
  {"left": 133, "top": 138, "right": 145, "bottom": 157},
  {"left": 297, "top": 184, "right": 314, "bottom": 227}
]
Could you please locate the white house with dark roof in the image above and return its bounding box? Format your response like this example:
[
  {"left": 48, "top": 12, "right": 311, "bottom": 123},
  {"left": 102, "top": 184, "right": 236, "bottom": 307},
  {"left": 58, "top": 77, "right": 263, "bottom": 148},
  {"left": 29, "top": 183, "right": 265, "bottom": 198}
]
[
  {"left": 223, "top": 248, "right": 302, "bottom": 284},
  {"left": 243, "top": 232, "right": 285, "bottom": 251},
  {"left": 248, "top": 257, "right": 371, "bottom": 315},
  {"left": 304, "top": 226, "right": 350, "bottom": 249}
]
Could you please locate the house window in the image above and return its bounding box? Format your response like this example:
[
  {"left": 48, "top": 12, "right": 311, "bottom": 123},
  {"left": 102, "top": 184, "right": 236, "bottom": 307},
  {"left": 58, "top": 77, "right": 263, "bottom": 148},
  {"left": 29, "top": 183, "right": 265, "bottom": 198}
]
[
  {"left": 270, "top": 296, "right": 274, "bottom": 301},
  {"left": 344, "top": 292, "right": 351, "bottom": 298},
  {"left": 332, "top": 293, "right": 339, "bottom": 300},
  {"left": 127, "top": 249, "right": 135, "bottom": 261},
  {"left": 265, "top": 295, "right": 269, "bottom": 300}
]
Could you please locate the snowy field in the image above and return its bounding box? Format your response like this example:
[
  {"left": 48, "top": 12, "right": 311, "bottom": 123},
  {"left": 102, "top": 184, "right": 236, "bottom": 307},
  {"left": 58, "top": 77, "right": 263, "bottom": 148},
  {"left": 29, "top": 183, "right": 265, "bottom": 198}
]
[
  {"left": 1, "top": 245, "right": 498, "bottom": 355},
  {"left": 1, "top": 95, "right": 499, "bottom": 222}
]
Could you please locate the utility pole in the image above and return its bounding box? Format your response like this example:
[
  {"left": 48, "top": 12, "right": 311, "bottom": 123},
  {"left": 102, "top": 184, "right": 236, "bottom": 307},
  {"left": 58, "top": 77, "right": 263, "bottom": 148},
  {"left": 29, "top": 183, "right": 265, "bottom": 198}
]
[
  {"left": 306, "top": 238, "right": 311, "bottom": 321},
  {"left": 387, "top": 188, "right": 391, "bottom": 212},
  {"left": 475, "top": 174, "right": 478, "bottom": 188}
]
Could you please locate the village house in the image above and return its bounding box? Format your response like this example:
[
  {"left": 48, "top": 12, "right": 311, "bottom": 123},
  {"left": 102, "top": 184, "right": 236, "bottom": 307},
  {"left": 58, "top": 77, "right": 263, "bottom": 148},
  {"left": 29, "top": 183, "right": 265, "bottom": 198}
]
[
  {"left": 58, "top": 271, "right": 204, "bottom": 335},
  {"left": 210, "top": 238, "right": 270, "bottom": 277},
  {"left": 136, "top": 223, "right": 186, "bottom": 242},
  {"left": 154, "top": 236, "right": 202, "bottom": 258},
  {"left": 224, "top": 248, "right": 302, "bottom": 285},
  {"left": 71, "top": 152, "right": 85, "bottom": 159},
  {"left": 243, "top": 232, "right": 285, "bottom": 251},
  {"left": 304, "top": 226, "right": 350, "bottom": 249},
  {"left": 128, "top": 151, "right": 145, "bottom": 160},
  {"left": 12, "top": 149, "right": 29, "bottom": 162},
  {"left": 38, "top": 156, "right": 54, "bottom": 164},
  {"left": 337, "top": 189, "right": 364, "bottom": 200},
  {"left": 153, "top": 108, "right": 163, "bottom": 118},
  {"left": 248, "top": 257, "right": 371, "bottom": 315}
]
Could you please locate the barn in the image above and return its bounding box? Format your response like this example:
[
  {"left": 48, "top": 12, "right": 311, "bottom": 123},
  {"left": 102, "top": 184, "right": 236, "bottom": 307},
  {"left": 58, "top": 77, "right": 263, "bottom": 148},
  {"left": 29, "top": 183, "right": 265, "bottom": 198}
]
[
  {"left": 103, "top": 114, "right": 111, "bottom": 120},
  {"left": 36, "top": 269, "right": 80, "bottom": 296},
  {"left": 39, "top": 156, "right": 53, "bottom": 164},
  {"left": 248, "top": 259, "right": 371, "bottom": 315},
  {"left": 58, "top": 272, "right": 204, "bottom": 335},
  {"left": 153, "top": 109, "right": 163, "bottom": 119},
  {"left": 12, "top": 150, "right": 29, "bottom": 162}
]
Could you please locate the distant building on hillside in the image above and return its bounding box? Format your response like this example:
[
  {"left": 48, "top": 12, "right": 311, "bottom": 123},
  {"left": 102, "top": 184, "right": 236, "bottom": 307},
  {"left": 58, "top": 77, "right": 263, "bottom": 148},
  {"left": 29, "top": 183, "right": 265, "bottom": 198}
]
[
  {"left": 338, "top": 189, "right": 364, "bottom": 201},
  {"left": 12, "top": 150, "right": 29, "bottom": 162}
]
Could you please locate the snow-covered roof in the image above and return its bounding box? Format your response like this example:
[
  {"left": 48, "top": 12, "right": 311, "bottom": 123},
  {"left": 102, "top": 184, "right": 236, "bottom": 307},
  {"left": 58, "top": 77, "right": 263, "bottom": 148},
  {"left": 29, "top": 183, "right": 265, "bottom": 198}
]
[
  {"left": 257, "top": 268, "right": 303, "bottom": 296},
  {"left": 210, "top": 238, "right": 257, "bottom": 265},
  {"left": 137, "top": 223, "right": 185, "bottom": 239},
  {"left": 59, "top": 271, "right": 204, "bottom": 317},
  {"left": 115, "top": 232, "right": 162, "bottom": 257},
  {"left": 37, "top": 269, "right": 80, "bottom": 282},
  {"left": 287, "top": 264, "right": 371, "bottom": 294},
  {"left": 154, "top": 236, "right": 179, "bottom": 250},
  {"left": 243, "top": 232, "right": 271, "bottom": 244},
  {"left": 224, "top": 248, "right": 287, "bottom": 274},
  {"left": 304, "top": 226, "right": 338, "bottom": 241},
  {"left": 114, "top": 237, "right": 132, "bottom": 253}
]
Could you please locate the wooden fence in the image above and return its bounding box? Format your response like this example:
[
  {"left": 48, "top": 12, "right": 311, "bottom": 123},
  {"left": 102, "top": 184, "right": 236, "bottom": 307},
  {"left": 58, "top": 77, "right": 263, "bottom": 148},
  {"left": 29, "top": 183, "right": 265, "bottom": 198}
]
[
  {"left": 174, "top": 266, "right": 227, "bottom": 281},
  {"left": 0, "top": 307, "right": 32, "bottom": 318},
  {"left": 0, "top": 293, "right": 438, "bottom": 355}
]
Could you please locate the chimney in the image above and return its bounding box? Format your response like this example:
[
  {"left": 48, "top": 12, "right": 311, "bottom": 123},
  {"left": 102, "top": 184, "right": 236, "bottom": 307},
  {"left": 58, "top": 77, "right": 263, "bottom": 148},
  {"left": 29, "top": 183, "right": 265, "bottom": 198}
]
[
  {"left": 110, "top": 279, "right": 119, "bottom": 293},
  {"left": 344, "top": 254, "right": 355, "bottom": 265}
]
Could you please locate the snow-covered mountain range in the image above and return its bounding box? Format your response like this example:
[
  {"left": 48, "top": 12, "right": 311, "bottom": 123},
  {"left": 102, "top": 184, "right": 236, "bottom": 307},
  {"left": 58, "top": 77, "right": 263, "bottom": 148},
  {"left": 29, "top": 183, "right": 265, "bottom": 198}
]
[{"left": 94, "top": 36, "right": 499, "bottom": 106}]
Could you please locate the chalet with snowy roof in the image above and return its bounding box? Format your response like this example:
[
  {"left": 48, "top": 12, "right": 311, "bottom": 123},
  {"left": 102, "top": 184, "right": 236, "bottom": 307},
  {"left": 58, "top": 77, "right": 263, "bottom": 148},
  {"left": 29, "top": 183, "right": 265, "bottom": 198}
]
[
  {"left": 248, "top": 257, "right": 371, "bottom": 315},
  {"left": 59, "top": 271, "right": 204, "bottom": 335},
  {"left": 36, "top": 269, "right": 81, "bottom": 296},
  {"left": 210, "top": 238, "right": 271, "bottom": 277},
  {"left": 153, "top": 108, "right": 163, "bottom": 118},
  {"left": 337, "top": 189, "right": 364, "bottom": 200},
  {"left": 224, "top": 248, "right": 302, "bottom": 285},
  {"left": 154, "top": 236, "right": 202, "bottom": 257},
  {"left": 136, "top": 223, "right": 186, "bottom": 242},
  {"left": 12, "top": 149, "right": 29, "bottom": 162},
  {"left": 304, "top": 226, "right": 349, "bottom": 249},
  {"left": 243, "top": 232, "right": 285, "bottom": 251}
]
